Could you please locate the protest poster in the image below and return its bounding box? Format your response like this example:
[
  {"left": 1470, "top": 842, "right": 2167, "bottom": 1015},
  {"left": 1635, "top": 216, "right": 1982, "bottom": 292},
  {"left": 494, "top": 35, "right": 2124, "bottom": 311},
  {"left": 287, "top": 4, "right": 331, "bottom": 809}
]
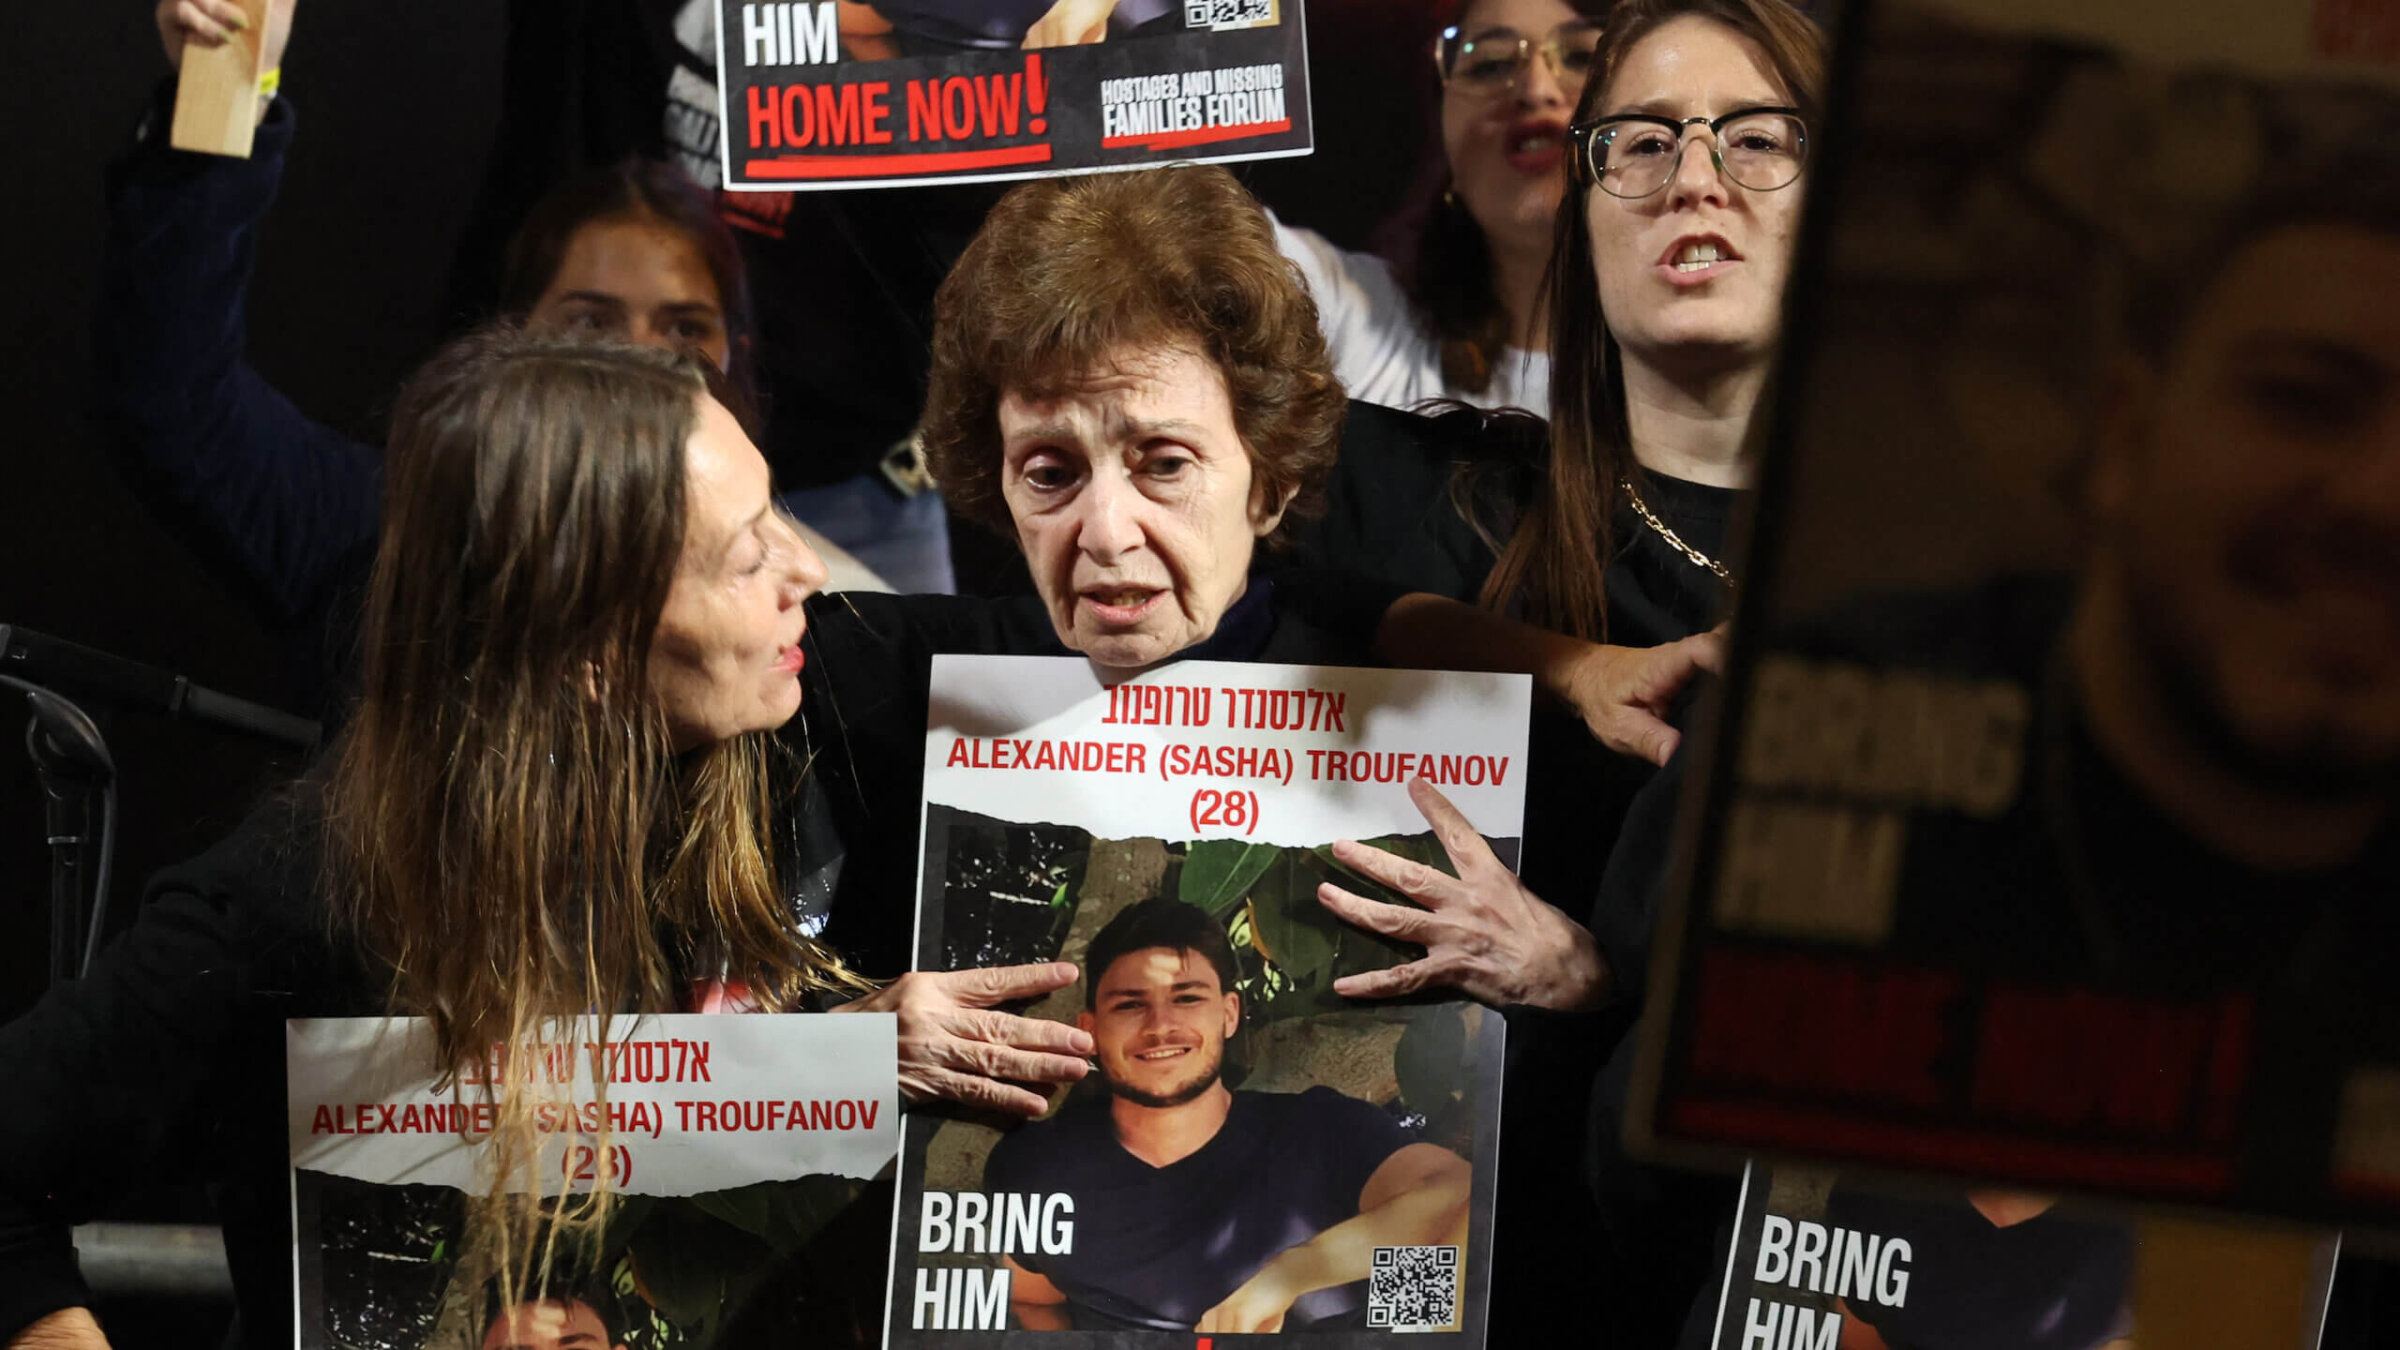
[
  {"left": 287, "top": 1014, "right": 898, "bottom": 1350},
  {"left": 1693, "top": 1163, "right": 2338, "bottom": 1350},
  {"left": 709, "top": 0, "right": 1311, "bottom": 190},
  {"left": 1626, "top": 0, "right": 2400, "bottom": 1231},
  {"left": 883, "top": 655, "right": 1521, "bottom": 1344}
]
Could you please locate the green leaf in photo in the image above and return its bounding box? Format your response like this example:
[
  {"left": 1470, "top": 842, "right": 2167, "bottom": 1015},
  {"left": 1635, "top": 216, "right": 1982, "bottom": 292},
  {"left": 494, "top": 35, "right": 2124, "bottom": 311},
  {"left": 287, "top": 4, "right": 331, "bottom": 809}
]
[
  {"left": 1247, "top": 851, "right": 1342, "bottom": 986},
  {"left": 1180, "top": 840, "right": 1280, "bottom": 917}
]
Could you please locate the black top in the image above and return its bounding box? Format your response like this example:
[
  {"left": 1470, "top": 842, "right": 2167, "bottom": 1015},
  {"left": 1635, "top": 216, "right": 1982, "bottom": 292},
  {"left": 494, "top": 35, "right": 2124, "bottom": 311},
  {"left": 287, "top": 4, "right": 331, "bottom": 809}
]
[
  {"left": 1294, "top": 398, "right": 1741, "bottom": 646},
  {"left": 1523, "top": 468, "right": 1738, "bottom": 910},
  {"left": 981, "top": 1086, "right": 1414, "bottom": 1331},
  {"left": 1284, "top": 400, "right": 1537, "bottom": 605},
  {"left": 1294, "top": 400, "right": 1745, "bottom": 1342},
  {"left": 1607, "top": 468, "right": 1738, "bottom": 649},
  {"left": 1819, "top": 1185, "right": 2134, "bottom": 1350},
  {"left": 1292, "top": 400, "right": 1742, "bottom": 902},
  {"left": 0, "top": 789, "right": 372, "bottom": 1346}
]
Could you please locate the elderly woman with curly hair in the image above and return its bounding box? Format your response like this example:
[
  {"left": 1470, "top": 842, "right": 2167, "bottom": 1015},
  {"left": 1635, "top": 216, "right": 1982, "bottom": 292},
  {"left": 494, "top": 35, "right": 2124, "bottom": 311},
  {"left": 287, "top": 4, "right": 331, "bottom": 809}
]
[{"left": 812, "top": 163, "right": 1715, "bottom": 1002}]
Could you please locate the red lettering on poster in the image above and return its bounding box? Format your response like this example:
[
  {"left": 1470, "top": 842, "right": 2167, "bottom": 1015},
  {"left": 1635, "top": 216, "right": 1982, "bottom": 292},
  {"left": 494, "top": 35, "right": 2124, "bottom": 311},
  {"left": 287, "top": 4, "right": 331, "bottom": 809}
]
[
  {"left": 1969, "top": 986, "right": 2252, "bottom": 1142},
  {"left": 1686, "top": 947, "right": 1957, "bottom": 1110}
]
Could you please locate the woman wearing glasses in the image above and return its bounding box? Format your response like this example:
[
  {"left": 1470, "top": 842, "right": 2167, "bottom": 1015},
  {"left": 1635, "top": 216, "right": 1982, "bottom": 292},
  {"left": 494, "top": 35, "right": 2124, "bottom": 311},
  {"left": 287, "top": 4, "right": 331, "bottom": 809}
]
[
  {"left": 1322, "top": 0, "right": 1820, "bottom": 1013},
  {"left": 1300, "top": 0, "right": 1822, "bottom": 1337},
  {"left": 1488, "top": 0, "right": 1818, "bottom": 650},
  {"left": 1273, "top": 0, "right": 1608, "bottom": 412}
]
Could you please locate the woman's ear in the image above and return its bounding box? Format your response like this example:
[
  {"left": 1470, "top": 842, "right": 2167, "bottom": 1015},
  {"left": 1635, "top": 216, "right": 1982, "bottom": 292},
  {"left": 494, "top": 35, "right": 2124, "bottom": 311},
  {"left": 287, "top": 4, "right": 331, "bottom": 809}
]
[{"left": 1248, "top": 477, "right": 1293, "bottom": 538}]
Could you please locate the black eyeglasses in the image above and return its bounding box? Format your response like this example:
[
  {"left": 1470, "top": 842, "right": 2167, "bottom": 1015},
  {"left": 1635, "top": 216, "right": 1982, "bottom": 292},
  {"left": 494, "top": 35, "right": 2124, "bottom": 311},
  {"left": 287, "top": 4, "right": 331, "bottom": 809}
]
[
  {"left": 1435, "top": 20, "right": 1606, "bottom": 98},
  {"left": 1569, "top": 106, "right": 1809, "bottom": 198}
]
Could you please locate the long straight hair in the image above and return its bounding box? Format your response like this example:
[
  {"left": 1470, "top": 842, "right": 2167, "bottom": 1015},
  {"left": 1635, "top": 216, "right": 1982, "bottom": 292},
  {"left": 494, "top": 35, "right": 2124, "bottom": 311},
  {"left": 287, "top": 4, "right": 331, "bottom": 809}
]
[
  {"left": 1478, "top": 0, "right": 1825, "bottom": 638},
  {"left": 323, "top": 327, "right": 858, "bottom": 1304}
]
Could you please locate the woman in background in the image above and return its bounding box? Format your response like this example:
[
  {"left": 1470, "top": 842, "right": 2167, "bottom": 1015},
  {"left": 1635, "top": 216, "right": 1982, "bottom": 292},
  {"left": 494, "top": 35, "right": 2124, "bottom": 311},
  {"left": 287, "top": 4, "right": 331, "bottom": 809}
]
[
  {"left": 1303, "top": 1, "right": 1823, "bottom": 1341},
  {"left": 1275, "top": 0, "right": 1611, "bottom": 413}
]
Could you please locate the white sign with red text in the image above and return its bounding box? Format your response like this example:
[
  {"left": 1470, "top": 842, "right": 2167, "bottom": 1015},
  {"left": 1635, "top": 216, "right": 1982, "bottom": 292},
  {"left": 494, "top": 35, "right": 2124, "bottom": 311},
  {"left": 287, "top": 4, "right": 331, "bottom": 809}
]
[
  {"left": 922, "top": 657, "right": 1532, "bottom": 850},
  {"left": 286, "top": 1013, "right": 898, "bottom": 1197}
]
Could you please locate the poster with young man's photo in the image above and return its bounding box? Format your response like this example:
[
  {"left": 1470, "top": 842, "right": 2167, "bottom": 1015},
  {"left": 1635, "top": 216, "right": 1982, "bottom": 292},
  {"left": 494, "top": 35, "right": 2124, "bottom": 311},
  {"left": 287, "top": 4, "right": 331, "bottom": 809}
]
[
  {"left": 883, "top": 656, "right": 1521, "bottom": 1346},
  {"left": 287, "top": 1015, "right": 900, "bottom": 1350},
  {"left": 710, "top": 0, "right": 1310, "bottom": 189},
  {"left": 1687, "top": 1162, "right": 2340, "bottom": 1350},
  {"left": 1627, "top": 0, "right": 2400, "bottom": 1234}
]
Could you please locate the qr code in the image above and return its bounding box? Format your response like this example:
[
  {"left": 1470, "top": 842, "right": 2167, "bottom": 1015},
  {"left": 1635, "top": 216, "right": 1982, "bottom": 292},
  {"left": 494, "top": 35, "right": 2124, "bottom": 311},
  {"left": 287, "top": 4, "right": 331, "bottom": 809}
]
[
  {"left": 1184, "top": 0, "right": 1272, "bottom": 29},
  {"left": 1367, "top": 1245, "right": 1458, "bottom": 1331}
]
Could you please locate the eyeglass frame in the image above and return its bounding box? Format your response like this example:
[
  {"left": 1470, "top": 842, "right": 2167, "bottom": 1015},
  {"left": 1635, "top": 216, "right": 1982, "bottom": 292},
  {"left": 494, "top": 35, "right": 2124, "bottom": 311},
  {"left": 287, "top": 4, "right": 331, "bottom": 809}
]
[
  {"left": 1432, "top": 19, "right": 1607, "bottom": 98},
  {"left": 1568, "top": 105, "right": 1810, "bottom": 197}
]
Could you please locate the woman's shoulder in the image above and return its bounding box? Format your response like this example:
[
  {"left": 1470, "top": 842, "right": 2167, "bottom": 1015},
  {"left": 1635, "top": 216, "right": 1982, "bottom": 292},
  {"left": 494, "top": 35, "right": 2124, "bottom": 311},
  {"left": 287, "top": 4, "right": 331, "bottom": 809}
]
[
  {"left": 1342, "top": 399, "right": 1545, "bottom": 469},
  {"left": 1331, "top": 398, "right": 1544, "bottom": 525},
  {"left": 145, "top": 781, "right": 359, "bottom": 981}
]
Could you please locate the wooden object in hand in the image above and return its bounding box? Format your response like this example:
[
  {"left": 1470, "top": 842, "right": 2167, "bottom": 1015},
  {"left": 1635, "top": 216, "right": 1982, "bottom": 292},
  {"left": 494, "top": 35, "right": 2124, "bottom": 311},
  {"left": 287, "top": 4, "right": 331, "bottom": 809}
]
[{"left": 169, "top": 0, "right": 272, "bottom": 158}]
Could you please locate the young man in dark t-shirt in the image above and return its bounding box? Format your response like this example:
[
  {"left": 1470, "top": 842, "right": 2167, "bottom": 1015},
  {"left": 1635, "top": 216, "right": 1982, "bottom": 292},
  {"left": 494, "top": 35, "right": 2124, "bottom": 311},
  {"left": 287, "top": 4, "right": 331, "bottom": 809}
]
[{"left": 983, "top": 898, "right": 1473, "bottom": 1333}]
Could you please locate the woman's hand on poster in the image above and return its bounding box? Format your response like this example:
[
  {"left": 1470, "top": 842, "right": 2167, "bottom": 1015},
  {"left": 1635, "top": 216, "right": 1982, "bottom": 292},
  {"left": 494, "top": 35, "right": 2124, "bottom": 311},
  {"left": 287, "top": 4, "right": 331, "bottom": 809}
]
[
  {"left": 6, "top": 1309, "right": 110, "bottom": 1350},
  {"left": 831, "top": 962, "right": 1092, "bottom": 1116},
  {"left": 156, "top": 0, "right": 294, "bottom": 74},
  {"left": 1563, "top": 626, "right": 1726, "bottom": 768},
  {"left": 1022, "top": 0, "right": 1118, "bottom": 47},
  {"left": 1317, "top": 778, "right": 1608, "bottom": 1011}
]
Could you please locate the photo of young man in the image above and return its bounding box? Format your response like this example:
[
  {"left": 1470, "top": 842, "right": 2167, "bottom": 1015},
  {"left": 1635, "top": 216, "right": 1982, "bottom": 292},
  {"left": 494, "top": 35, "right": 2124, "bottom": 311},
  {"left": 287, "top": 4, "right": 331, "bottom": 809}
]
[
  {"left": 1627, "top": 87, "right": 2400, "bottom": 1223},
  {"left": 983, "top": 897, "right": 1473, "bottom": 1333}
]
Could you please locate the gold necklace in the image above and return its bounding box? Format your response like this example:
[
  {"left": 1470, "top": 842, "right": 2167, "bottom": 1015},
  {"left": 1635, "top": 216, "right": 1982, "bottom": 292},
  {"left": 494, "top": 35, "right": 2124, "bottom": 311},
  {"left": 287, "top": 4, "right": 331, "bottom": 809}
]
[{"left": 1620, "top": 476, "right": 1736, "bottom": 588}]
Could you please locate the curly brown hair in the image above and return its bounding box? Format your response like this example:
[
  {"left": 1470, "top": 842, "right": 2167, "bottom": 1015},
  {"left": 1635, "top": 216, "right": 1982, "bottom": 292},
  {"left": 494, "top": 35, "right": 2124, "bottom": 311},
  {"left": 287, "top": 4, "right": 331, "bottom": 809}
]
[{"left": 922, "top": 165, "right": 1346, "bottom": 548}]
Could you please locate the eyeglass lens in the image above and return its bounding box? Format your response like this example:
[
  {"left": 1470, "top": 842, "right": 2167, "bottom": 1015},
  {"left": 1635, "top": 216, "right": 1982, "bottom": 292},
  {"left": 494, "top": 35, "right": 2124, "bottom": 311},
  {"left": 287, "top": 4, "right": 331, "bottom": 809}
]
[
  {"left": 1446, "top": 24, "right": 1604, "bottom": 93},
  {"left": 1593, "top": 112, "right": 1805, "bottom": 196}
]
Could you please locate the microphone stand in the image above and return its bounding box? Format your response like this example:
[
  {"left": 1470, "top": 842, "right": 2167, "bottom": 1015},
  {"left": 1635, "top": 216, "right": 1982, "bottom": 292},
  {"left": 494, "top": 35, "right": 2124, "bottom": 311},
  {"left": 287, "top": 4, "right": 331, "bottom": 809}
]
[
  {"left": 1, "top": 625, "right": 321, "bottom": 982},
  {"left": 5, "top": 679, "right": 114, "bottom": 983}
]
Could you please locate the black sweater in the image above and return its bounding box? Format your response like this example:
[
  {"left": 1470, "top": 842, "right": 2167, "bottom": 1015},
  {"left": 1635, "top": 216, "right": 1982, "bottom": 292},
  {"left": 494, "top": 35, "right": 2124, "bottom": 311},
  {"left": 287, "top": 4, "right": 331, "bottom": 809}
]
[{"left": 95, "top": 93, "right": 381, "bottom": 717}]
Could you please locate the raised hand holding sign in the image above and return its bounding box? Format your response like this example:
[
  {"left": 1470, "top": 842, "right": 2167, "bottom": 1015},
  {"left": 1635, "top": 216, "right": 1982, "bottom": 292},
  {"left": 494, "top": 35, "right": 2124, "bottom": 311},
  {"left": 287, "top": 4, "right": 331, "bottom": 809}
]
[{"left": 161, "top": 0, "right": 293, "bottom": 157}]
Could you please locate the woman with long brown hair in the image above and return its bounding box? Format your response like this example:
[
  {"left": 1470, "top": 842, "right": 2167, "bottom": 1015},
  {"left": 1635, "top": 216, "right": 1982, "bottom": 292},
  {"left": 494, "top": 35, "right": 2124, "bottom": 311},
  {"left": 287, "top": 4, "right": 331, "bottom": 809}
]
[
  {"left": 0, "top": 330, "right": 1086, "bottom": 1350},
  {"left": 1320, "top": 0, "right": 1822, "bottom": 1008}
]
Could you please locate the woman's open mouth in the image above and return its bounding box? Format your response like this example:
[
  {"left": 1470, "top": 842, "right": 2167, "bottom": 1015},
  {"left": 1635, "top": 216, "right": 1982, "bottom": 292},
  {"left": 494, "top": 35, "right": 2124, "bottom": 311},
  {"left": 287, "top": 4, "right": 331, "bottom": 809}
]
[
  {"left": 1657, "top": 234, "right": 1743, "bottom": 286},
  {"left": 1081, "top": 586, "right": 1166, "bottom": 626},
  {"left": 772, "top": 643, "right": 806, "bottom": 674}
]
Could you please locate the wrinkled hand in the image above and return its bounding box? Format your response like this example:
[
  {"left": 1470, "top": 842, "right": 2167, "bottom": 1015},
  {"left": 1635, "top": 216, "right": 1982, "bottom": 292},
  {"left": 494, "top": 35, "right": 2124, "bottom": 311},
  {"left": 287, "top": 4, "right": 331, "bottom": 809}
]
[
  {"left": 1021, "top": 0, "right": 1116, "bottom": 47},
  {"left": 1318, "top": 778, "right": 1607, "bottom": 1010},
  {"left": 157, "top": 0, "right": 293, "bottom": 72},
  {"left": 832, "top": 962, "right": 1090, "bottom": 1116},
  {"left": 1565, "top": 626, "right": 1726, "bottom": 766},
  {"left": 7, "top": 1309, "right": 111, "bottom": 1350},
  {"left": 1195, "top": 1267, "right": 1296, "bottom": 1335}
]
